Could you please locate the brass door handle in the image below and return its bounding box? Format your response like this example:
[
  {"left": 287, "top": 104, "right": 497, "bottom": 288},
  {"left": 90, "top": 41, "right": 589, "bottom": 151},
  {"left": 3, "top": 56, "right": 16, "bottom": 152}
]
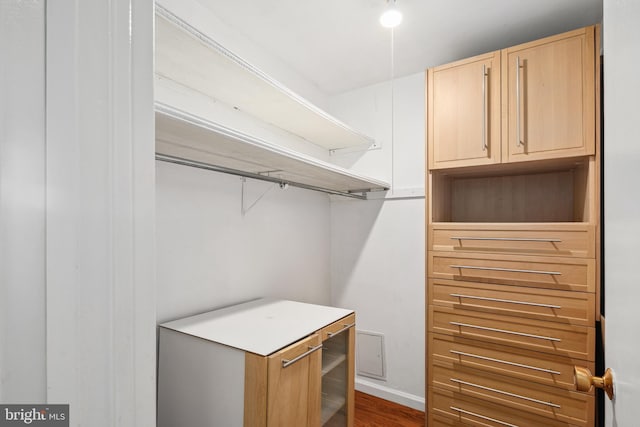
[{"left": 574, "top": 366, "right": 614, "bottom": 400}]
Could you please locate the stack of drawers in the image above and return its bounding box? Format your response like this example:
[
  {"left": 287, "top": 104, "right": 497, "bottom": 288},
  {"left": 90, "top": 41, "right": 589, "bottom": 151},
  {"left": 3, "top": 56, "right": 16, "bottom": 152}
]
[{"left": 427, "top": 223, "right": 596, "bottom": 427}]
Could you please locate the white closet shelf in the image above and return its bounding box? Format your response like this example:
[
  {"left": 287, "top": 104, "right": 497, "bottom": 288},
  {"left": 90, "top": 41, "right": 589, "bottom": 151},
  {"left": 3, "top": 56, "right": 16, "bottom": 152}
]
[
  {"left": 156, "top": 103, "right": 390, "bottom": 197},
  {"left": 155, "top": 5, "right": 375, "bottom": 152},
  {"left": 154, "top": 5, "right": 388, "bottom": 198}
]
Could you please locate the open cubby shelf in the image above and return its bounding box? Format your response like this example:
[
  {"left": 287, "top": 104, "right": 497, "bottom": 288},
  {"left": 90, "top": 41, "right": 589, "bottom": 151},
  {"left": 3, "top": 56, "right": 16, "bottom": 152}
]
[{"left": 429, "top": 156, "right": 596, "bottom": 223}]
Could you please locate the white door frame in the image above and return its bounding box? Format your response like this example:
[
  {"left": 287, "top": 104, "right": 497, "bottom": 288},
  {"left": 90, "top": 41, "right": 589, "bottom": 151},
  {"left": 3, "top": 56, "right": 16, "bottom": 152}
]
[
  {"left": 603, "top": 0, "right": 640, "bottom": 425},
  {"left": 45, "top": 1, "right": 156, "bottom": 426}
]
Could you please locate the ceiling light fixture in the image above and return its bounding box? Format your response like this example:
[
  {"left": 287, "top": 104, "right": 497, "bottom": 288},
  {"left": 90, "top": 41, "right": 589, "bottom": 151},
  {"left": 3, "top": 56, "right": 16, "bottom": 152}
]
[{"left": 379, "top": 0, "right": 402, "bottom": 28}]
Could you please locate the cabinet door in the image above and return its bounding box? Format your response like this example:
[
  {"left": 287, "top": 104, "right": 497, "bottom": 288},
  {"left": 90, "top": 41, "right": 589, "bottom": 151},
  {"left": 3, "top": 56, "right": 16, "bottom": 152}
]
[
  {"left": 428, "top": 51, "right": 501, "bottom": 169},
  {"left": 267, "top": 334, "right": 322, "bottom": 427},
  {"left": 503, "top": 26, "right": 595, "bottom": 162},
  {"left": 320, "top": 314, "right": 355, "bottom": 427}
]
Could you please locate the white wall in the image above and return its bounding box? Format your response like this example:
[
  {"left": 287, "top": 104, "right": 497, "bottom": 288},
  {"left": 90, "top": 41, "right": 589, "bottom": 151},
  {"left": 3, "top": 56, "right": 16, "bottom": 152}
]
[
  {"left": 329, "top": 73, "right": 427, "bottom": 193},
  {"left": 603, "top": 0, "right": 640, "bottom": 425},
  {"left": 156, "top": 162, "right": 332, "bottom": 323},
  {"left": 329, "top": 72, "right": 426, "bottom": 409},
  {"left": 0, "top": 0, "right": 46, "bottom": 402}
]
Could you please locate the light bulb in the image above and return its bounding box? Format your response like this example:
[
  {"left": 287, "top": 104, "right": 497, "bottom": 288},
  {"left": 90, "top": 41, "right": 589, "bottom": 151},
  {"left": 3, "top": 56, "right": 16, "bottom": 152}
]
[{"left": 380, "top": 1, "right": 402, "bottom": 28}]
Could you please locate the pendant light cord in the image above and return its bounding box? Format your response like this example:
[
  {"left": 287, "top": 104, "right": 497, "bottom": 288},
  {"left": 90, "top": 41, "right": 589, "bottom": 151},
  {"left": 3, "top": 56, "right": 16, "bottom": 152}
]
[{"left": 390, "top": 27, "right": 396, "bottom": 195}]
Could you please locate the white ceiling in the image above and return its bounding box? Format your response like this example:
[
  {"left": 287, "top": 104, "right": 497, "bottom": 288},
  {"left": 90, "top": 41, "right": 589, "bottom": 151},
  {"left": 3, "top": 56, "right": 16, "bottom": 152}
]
[{"left": 197, "top": 0, "right": 602, "bottom": 96}]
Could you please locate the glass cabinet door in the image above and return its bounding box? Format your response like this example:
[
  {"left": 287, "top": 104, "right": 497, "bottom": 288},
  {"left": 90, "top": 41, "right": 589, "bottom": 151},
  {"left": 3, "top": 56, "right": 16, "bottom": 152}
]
[{"left": 320, "top": 314, "right": 355, "bottom": 427}]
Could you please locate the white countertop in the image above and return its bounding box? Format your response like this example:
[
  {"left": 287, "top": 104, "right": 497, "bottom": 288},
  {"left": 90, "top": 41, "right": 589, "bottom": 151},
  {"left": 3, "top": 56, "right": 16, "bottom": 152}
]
[{"left": 159, "top": 298, "right": 353, "bottom": 356}]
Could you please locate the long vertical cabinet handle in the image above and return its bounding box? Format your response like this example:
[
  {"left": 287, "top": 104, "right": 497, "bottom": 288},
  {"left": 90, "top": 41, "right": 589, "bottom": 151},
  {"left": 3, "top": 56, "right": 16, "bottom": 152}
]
[
  {"left": 515, "top": 55, "right": 523, "bottom": 147},
  {"left": 482, "top": 64, "right": 488, "bottom": 153}
]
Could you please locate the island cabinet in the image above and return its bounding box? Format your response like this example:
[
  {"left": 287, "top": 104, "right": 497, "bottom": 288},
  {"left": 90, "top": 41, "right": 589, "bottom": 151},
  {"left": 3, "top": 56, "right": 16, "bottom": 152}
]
[
  {"left": 425, "top": 25, "right": 601, "bottom": 427},
  {"left": 157, "top": 299, "right": 355, "bottom": 427}
]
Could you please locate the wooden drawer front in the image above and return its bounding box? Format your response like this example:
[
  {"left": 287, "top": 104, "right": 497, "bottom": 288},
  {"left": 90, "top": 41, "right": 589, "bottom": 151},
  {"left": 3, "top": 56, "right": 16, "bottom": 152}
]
[
  {"left": 429, "top": 387, "right": 583, "bottom": 427},
  {"left": 429, "top": 251, "right": 594, "bottom": 293},
  {"left": 320, "top": 313, "right": 355, "bottom": 342},
  {"left": 429, "top": 278, "right": 595, "bottom": 326},
  {"left": 430, "top": 224, "right": 594, "bottom": 258},
  {"left": 431, "top": 362, "right": 594, "bottom": 426},
  {"left": 429, "top": 305, "right": 595, "bottom": 360},
  {"left": 429, "top": 333, "right": 594, "bottom": 392}
]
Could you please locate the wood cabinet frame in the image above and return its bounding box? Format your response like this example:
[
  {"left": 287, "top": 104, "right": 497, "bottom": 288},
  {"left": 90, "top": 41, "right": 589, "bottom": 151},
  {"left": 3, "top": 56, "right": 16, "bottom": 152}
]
[
  {"left": 427, "top": 26, "right": 598, "bottom": 170},
  {"left": 425, "top": 24, "right": 601, "bottom": 427}
]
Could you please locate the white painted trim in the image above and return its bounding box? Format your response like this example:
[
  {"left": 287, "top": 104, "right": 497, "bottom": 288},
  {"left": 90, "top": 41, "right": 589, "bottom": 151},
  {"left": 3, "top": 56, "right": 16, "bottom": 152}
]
[
  {"left": 45, "top": 1, "right": 155, "bottom": 425},
  {"left": 0, "top": 0, "right": 47, "bottom": 402},
  {"left": 355, "top": 377, "right": 425, "bottom": 412}
]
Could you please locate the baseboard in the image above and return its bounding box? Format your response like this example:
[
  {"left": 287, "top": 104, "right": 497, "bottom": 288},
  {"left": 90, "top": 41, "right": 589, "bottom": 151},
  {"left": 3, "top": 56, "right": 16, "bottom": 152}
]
[{"left": 355, "top": 377, "right": 425, "bottom": 412}]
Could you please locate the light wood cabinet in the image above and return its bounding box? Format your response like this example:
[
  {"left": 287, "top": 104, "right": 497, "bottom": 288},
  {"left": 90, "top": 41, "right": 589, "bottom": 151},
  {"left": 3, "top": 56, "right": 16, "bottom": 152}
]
[
  {"left": 429, "top": 333, "right": 594, "bottom": 392},
  {"left": 157, "top": 299, "right": 355, "bottom": 427},
  {"left": 263, "top": 334, "right": 322, "bottom": 427},
  {"left": 429, "top": 223, "right": 595, "bottom": 258},
  {"left": 429, "top": 278, "right": 595, "bottom": 326},
  {"left": 430, "top": 305, "right": 595, "bottom": 360},
  {"left": 429, "top": 251, "right": 595, "bottom": 292},
  {"left": 431, "top": 361, "right": 594, "bottom": 426},
  {"left": 427, "top": 26, "right": 596, "bottom": 169},
  {"left": 503, "top": 26, "right": 596, "bottom": 163},
  {"left": 425, "top": 24, "right": 601, "bottom": 427},
  {"left": 429, "top": 386, "right": 592, "bottom": 427},
  {"left": 428, "top": 51, "right": 501, "bottom": 169}
]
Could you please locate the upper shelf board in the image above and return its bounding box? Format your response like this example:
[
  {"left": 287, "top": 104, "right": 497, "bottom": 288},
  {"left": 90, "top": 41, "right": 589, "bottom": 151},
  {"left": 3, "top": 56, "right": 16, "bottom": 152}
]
[
  {"left": 155, "top": 5, "right": 375, "bottom": 152},
  {"left": 155, "top": 103, "right": 390, "bottom": 194}
]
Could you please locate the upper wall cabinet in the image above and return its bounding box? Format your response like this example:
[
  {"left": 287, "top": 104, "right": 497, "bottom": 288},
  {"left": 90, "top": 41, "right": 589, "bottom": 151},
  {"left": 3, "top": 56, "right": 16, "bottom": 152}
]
[
  {"left": 427, "top": 26, "right": 596, "bottom": 170},
  {"left": 427, "top": 51, "right": 501, "bottom": 170},
  {"left": 503, "top": 26, "right": 596, "bottom": 163}
]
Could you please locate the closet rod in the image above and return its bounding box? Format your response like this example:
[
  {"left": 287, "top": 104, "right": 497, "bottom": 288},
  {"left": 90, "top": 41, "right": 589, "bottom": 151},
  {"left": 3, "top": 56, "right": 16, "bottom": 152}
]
[{"left": 155, "top": 153, "right": 368, "bottom": 200}]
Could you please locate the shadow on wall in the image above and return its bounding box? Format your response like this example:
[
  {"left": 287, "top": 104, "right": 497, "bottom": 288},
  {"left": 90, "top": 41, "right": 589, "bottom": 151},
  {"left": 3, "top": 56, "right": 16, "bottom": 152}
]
[
  {"left": 156, "top": 161, "right": 333, "bottom": 324},
  {"left": 330, "top": 198, "right": 385, "bottom": 302}
]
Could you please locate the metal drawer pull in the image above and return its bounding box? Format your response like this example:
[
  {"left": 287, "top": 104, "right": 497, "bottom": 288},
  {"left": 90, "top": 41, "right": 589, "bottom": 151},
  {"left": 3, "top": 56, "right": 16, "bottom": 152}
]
[
  {"left": 327, "top": 322, "right": 356, "bottom": 338},
  {"left": 449, "top": 321, "right": 561, "bottom": 342},
  {"left": 450, "top": 378, "right": 561, "bottom": 408},
  {"left": 450, "top": 236, "right": 561, "bottom": 243},
  {"left": 282, "top": 344, "right": 323, "bottom": 368},
  {"left": 450, "top": 406, "right": 518, "bottom": 427},
  {"left": 449, "top": 350, "right": 561, "bottom": 375},
  {"left": 449, "top": 293, "right": 562, "bottom": 309},
  {"left": 450, "top": 264, "right": 562, "bottom": 276}
]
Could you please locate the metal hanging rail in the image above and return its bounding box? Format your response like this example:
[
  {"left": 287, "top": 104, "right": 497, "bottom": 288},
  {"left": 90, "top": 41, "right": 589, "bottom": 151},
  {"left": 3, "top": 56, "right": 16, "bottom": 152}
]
[{"left": 155, "top": 153, "right": 368, "bottom": 200}]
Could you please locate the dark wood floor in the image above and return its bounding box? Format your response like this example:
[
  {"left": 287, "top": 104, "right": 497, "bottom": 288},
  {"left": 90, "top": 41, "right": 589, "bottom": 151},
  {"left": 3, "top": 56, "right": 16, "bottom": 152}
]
[{"left": 354, "top": 391, "right": 425, "bottom": 427}]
